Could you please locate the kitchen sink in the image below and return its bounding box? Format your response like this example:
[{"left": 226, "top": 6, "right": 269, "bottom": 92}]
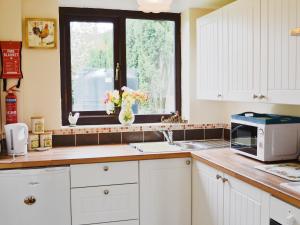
[
  {"left": 131, "top": 139, "right": 229, "bottom": 153},
  {"left": 175, "top": 140, "right": 229, "bottom": 150}
]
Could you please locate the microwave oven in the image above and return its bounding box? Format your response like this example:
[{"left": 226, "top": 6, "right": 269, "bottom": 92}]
[{"left": 230, "top": 112, "right": 300, "bottom": 162}]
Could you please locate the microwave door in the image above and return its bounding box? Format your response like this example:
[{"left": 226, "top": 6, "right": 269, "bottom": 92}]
[{"left": 231, "top": 123, "right": 258, "bottom": 156}]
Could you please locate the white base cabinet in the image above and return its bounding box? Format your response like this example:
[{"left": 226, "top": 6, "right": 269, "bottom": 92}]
[
  {"left": 71, "top": 184, "right": 139, "bottom": 225},
  {"left": 193, "top": 160, "right": 270, "bottom": 225},
  {"left": 140, "top": 158, "right": 192, "bottom": 225},
  {"left": 70, "top": 161, "right": 139, "bottom": 225},
  {"left": 0, "top": 167, "right": 71, "bottom": 225}
]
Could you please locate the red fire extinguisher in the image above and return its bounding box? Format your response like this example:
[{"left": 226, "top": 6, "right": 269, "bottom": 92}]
[{"left": 5, "top": 86, "right": 18, "bottom": 124}]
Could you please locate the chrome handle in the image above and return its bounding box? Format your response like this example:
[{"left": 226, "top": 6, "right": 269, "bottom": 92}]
[
  {"left": 258, "top": 94, "right": 266, "bottom": 100},
  {"left": 24, "top": 196, "right": 36, "bottom": 205},
  {"left": 217, "top": 93, "right": 222, "bottom": 98},
  {"left": 216, "top": 174, "right": 222, "bottom": 180},
  {"left": 115, "top": 63, "right": 120, "bottom": 81},
  {"left": 253, "top": 94, "right": 258, "bottom": 99},
  {"left": 103, "top": 166, "right": 109, "bottom": 172},
  {"left": 222, "top": 178, "right": 229, "bottom": 183},
  {"left": 104, "top": 190, "right": 109, "bottom": 195},
  {"left": 186, "top": 160, "right": 191, "bottom": 165}
]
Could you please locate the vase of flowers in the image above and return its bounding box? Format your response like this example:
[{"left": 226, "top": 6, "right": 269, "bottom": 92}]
[{"left": 103, "top": 87, "right": 148, "bottom": 126}]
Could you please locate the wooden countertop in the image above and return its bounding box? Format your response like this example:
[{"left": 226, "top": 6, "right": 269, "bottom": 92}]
[
  {"left": 0, "top": 145, "right": 190, "bottom": 169},
  {"left": 0, "top": 145, "right": 299, "bottom": 208}
]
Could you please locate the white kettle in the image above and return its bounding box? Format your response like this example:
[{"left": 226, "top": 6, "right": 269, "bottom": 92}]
[{"left": 4, "top": 123, "right": 28, "bottom": 156}]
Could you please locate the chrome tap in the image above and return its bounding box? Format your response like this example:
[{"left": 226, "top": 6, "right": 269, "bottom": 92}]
[{"left": 161, "top": 130, "right": 174, "bottom": 145}]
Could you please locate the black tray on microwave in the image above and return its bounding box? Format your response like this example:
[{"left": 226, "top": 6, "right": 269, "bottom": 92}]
[{"left": 231, "top": 112, "right": 300, "bottom": 124}]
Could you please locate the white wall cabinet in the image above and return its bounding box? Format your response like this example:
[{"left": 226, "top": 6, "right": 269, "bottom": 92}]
[
  {"left": 261, "top": 0, "right": 300, "bottom": 104},
  {"left": 197, "top": 10, "right": 224, "bottom": 100},
  {"left": 196, "top": 0, "right": 300, "bottom": 105},
  {"left": 193, "top": 160, "right": 270, "bottom": 225},
  {"left": 139, "top": 158, "right": 191, "bottom": 225},
  {"left": 224, "top": 0, "right": 262, "bottom": 102}
]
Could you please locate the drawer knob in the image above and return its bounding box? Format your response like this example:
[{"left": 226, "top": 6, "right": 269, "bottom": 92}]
[
  {"left": 186, "top": 160, "right": 191, "bottom": 165},
  {"left": 24, "top": 196, "right": 36, "bottom": 205},
  {"left": 104, "top": 190, "right": 109, "bottom": 195},
  {"left": 103, "top": 166, "right": 109, "bottom": 172}
]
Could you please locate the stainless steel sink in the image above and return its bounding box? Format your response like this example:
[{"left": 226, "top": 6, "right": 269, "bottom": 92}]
[
  {"left": 131, "top": 140, "right": 229, "bottom": 153},
  {"left": 175, "top": 140, "right": 229, "bottom": 151}
]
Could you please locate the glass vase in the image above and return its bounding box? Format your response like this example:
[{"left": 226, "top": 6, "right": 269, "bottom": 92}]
[{"left": 118, "top": 102, "right": 135, "bottom": 126}]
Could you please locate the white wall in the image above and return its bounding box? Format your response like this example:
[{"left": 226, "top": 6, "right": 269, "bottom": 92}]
[{"left": 0, "top": 0, "right": 61, "bottom": 130}]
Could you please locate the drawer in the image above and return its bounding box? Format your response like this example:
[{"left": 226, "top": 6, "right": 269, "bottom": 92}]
[
  {"left": 270, "top": 197, "right": 300, "bottom": 224},
  {"left": 93, "top": 220, "right": 139, "bottom": 225},
  {"left": 70, "top": 161, "right": 138, "bottom": 187},
  {"left": 71, "top": 184, "right": 139, "bottom": 225}
]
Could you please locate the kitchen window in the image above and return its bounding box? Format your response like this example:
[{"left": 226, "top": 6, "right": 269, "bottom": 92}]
[{"left": 59, "top": 8, "right": 181, "bottom": 125}]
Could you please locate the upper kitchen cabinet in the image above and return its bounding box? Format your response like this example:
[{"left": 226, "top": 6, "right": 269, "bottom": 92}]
[
  {"left": 261, "top": 0, "right": 300, "bottom": 104},
  {"left": 196, "top": 0, "right": 261, "bottom": 102},
  {"left": 197, "top": 0, "right": 300, "bottom": 105},
  {"left": 196, "top": 10, "right": 224, "bottom": 100},
  {"left": 224, "top": 0, "right": 262, "bottom": 102}
]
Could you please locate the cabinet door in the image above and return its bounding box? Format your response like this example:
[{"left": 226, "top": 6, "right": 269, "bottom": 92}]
[
  {"left": 262, "top": 0, "right": 300, "bottom": 104},
  {"left": 197, "top": 10, "right": 223, "bottom": 100},
  {"left": 223, "top": 174, "right": 270, "bottom": 225},
  {"left": 140, "top": 158, "right": 191, "bottom": 225},
  {"left": 224, "top": 0, "right": 261, "bottom": 102},
  {"left": 192, "top": 161, "right": 224, "bottom": 225},
  {"left": 0, "top": 167, "right": 71, "bottom": 225}
]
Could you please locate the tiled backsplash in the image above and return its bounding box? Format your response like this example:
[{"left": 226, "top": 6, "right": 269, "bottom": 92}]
[
  {"left": 1, "top": 123, "right": 231, "bottom": 150},
  {"left": 52, "top": 128, "right": 226, "bottom": 147}
]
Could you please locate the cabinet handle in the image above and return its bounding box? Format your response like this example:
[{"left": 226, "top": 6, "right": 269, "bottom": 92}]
[
  {"left": 104, "top": 190, "right": 110, "bottom": 195},
  {"left": 186, "top": 160, "right": 191, "bottom": 165},
  {"left": 222, "top": 178, "right": 229, "bottom": 183},
  {"left": 217, "top": 93, "right": 222, "bottom": 98},
  {"left": 216, "top": 174, "right": 222, "bottom": 180},
  {"left": 103, "top": 166, "right": 109, "bottom": 172},
  {"left": 258, "top": 94, "right": 266, "bottom": 100},
  {"left": 24, "top": 196, "right": 36, "bottom": 205},
  {"left": 291, "top": 28, "right": 300, "bottom": 36},
  {"left": 115, "top": 63, "right": 120, "bottom": 81},
  {"left": 253, "top": 94, "right": 258, "bottom": 99}
]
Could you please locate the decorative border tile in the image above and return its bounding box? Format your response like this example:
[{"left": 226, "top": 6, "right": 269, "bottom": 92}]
[{"left": 51, "top": 123, "right": 229, "bottom": 135}]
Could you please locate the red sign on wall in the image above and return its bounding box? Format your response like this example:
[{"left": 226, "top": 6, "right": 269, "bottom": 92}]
[{"left": 0, "top": 41, "right": 23, "bottom": 79}]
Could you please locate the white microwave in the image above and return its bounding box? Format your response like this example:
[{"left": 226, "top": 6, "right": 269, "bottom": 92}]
[{"left": 230, "top": 113, "right": 300, "bottom": 162}]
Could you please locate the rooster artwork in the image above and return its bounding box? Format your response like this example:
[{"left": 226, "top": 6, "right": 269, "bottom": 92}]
[{"left": 25, "top": 18, "right": 56, "bottom": 48}]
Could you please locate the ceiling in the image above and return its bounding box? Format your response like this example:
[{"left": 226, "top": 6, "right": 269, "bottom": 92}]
[{"left": 59, "top": 0, "right": 235, "bottom": 12}]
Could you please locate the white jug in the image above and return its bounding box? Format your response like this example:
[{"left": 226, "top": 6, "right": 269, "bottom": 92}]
[{"left": 4, "top": 123, "right": 28, "bottom": 156}]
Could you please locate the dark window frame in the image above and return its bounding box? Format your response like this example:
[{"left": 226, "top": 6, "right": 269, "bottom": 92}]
[{"left": 59, "top": 7, "right": 181, "bottom": 125}]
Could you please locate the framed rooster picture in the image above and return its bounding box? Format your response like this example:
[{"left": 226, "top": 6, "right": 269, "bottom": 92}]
[{"left": 25, "top": 18, "right": 57, "bottom": 49}]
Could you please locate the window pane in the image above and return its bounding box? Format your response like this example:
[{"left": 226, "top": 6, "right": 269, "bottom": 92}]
[
  {"left": 70, "top": 22, "right": 114, "bottom": 111},
  {"left": 126, "top": 19, "right": 175, "bottom": 114}
]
